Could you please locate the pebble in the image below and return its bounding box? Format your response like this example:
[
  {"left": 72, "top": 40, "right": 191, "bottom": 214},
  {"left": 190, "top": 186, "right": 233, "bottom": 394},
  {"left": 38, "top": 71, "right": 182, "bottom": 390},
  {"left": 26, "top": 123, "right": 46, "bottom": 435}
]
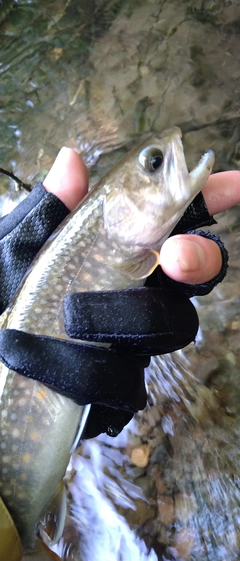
[{"left": 131, "top": 444, "right": 151, "bottom": 467}]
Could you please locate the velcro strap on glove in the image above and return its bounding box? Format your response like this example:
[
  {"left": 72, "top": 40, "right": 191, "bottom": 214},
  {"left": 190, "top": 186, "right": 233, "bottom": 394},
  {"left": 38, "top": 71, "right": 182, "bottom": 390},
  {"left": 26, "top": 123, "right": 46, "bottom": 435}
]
[
  {"left": 0, "top": 330, "right": 147, "bottom": 411},
  {"left": 63, "top": 288, "right": 199, "bottom": 355}
]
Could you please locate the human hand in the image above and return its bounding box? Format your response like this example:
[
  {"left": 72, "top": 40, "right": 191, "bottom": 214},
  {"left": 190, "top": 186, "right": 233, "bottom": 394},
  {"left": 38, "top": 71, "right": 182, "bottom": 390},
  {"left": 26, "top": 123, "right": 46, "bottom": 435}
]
[
  {"left": 44, "top": 147, "right": 240, "bottom": 287},
  {"left": 0, "top": 145, "right": 238, "bottom": 441},
  {"left": 160, "top": 171, "right": 240, "bottom": 284}
]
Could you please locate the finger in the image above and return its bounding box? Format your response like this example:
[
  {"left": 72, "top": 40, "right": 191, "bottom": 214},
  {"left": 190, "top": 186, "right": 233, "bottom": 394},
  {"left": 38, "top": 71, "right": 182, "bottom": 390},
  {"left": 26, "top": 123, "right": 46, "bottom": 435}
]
[
  {"left": 160, "top": 234, "right": 222, "bottom": 285},
  {"left": 43, "top": 147, "right": 89, "bottom": 211},
  {"left": 202, "top": 170, "right": 240, "bottom": 215}
]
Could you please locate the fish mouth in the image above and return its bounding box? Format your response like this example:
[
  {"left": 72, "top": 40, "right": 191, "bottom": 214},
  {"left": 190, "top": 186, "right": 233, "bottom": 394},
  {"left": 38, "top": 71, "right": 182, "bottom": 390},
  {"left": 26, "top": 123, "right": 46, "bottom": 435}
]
[
  {"left": 149, "top": 147, "right": 215, "bottom": 249},
  {"left": 189, "top": 149, "right": 215, "bottom": 190}
]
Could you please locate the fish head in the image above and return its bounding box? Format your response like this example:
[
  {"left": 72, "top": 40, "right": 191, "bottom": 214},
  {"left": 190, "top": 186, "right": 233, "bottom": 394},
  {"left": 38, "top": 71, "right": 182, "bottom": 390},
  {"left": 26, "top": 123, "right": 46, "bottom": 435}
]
[{"left": 104, "top": 126, "right": 215, "bottom": 251}]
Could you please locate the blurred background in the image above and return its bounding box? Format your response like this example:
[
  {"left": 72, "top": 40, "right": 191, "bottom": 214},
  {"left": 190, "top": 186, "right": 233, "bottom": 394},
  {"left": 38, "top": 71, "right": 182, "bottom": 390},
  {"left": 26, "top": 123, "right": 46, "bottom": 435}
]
[{"left": 1, "top": 1, "right": 240, "bottom": 560}]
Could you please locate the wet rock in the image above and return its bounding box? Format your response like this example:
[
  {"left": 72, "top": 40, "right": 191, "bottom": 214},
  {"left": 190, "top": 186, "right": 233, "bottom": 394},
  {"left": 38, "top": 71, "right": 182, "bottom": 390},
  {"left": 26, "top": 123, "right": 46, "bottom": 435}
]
[
  {"left": 135, "top": 474, "right": 155, "bottom": 497},
  {"left": 119, "top": 498, "right": 156, "bottom": 527},
  {"left": 150, "top": 444, "right": 170, "bottom": 466},
  {"left": 172, "top": 528, "right": 196, "bottom": 560},
  {"left": 174, "top": 493, "right": 197, "bottom": 523},
  {"left": 195, "top": 356, "right": 219, "bottom": 383},
  {"left": 157, "top": 496, "right": 175, "bottom": 526}
]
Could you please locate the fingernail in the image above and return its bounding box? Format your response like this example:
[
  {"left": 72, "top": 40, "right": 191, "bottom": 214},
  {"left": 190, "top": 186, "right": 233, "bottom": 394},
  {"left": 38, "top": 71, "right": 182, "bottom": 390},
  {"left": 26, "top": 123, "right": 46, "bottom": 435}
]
[{"left": 174, "top": 239, "right": 206, "bottom": 272}]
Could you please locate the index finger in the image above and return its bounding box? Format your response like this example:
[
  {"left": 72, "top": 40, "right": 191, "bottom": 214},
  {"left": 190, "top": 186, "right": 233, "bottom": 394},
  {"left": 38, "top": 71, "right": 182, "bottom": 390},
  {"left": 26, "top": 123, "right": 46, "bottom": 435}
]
[{"left": 202, "top": 170, "right": 240, "bottom": 215}]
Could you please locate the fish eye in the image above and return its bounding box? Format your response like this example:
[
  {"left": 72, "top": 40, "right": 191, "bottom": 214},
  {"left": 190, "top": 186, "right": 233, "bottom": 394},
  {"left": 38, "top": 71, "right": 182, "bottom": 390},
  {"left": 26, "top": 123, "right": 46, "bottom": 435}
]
[{"left": 139, "top": 146, "right": 164, "bottom": 173}]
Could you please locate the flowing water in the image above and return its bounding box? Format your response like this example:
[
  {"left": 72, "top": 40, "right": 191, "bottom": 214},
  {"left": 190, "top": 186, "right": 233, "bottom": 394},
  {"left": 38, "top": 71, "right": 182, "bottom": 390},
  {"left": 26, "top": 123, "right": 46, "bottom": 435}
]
[{"left": 1, "top": 1, "right": 240, "bottom": 560}]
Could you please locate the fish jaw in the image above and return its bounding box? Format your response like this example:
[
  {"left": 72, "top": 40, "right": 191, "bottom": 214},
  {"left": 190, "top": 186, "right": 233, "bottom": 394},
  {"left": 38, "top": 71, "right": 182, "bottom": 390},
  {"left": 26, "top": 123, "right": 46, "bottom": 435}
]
[
  {"left": 22, "top": 539, "right": 61, "bottom": 560},
  {"left": 189, "top": 148, "right": 215, "bottom": 191},
  {"left": 104, "top": 127, "right": 215, "bottom": 251}
]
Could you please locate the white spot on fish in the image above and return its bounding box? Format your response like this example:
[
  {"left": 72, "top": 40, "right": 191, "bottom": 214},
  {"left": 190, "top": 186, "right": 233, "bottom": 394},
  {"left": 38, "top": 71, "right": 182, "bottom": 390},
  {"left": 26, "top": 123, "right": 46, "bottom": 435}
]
[
  {"left": 18, "top": 380, "right": 28, "bottom": 389},
  {"left": 50, "top": 293, "right": 59, "bottom": 301},
  {"left": 55, "top": 284, "right": 64, "bottom": 292},
  {"left": 2, "top": 455, "right": 11, "bottom": 463},
  {"left": 67, "top": 262, "right": 77, "bottom": 270},
  {"left": 12, "top": 428, "right": 20, "bottom": 438},
  {"left": 2, "top": 488, "right": 12, "bottom": 496},
  {"left": 83, "top": 261, "right": 91, "bottom": 269},
  {"left": 98, "top": 267, "right": 108, "bottom": 276},
  {"left": 32, "top": 306, "right": 44, "bottom": 314},
  {"left": 17, "top": 398, "right": 27, "bottom": 407},
  {"left": 62, "top": 275, "right": 71, "bottom": 283}
]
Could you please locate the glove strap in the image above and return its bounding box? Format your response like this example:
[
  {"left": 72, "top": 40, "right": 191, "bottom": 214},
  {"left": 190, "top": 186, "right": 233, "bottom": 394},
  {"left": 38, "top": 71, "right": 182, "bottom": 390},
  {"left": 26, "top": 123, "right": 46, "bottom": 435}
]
[
  {"left": 63, "top": 288, "right": 199, "bottom": 354},
  {"left": 0, "top": 330, "right": 147, "bottom": 411}
]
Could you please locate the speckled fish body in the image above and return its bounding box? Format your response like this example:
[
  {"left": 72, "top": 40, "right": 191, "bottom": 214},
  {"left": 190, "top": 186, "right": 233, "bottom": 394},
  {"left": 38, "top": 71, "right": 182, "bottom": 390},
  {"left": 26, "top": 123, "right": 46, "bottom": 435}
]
[{"left": 0, "top": 127, "right": 214, "bottom": 553}]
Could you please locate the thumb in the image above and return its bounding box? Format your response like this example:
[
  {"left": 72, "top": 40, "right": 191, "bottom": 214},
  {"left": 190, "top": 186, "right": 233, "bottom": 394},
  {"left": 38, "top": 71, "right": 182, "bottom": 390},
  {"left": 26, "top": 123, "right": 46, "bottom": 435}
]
[{"left": 160, "top": 234, "right": 222, "bottom": 285}]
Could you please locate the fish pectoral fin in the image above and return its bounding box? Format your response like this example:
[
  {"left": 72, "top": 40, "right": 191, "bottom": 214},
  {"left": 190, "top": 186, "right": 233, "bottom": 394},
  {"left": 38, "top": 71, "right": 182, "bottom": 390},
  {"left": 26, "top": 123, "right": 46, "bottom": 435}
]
[
  {"left": 117, "top": 249, "right": 160, "bottom": 280},
  {"left": 38, "top": 483, "right": 67, "bottom": 547}
]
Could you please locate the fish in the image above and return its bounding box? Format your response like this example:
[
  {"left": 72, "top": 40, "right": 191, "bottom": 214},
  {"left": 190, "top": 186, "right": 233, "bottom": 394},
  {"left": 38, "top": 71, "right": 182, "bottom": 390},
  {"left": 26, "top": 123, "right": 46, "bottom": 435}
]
[{"left": 0, "top": 127, "right": 214, "bottom": 557}]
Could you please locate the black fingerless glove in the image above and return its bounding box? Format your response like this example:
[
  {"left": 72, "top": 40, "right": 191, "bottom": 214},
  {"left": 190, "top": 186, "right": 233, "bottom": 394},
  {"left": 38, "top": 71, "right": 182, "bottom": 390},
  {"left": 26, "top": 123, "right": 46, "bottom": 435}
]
[
  {"left": 0, "top": 183, "right": 69, "bottom": 313},
  {"left": 0, "top": 187, "right": 228, "bottom": 439}
]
